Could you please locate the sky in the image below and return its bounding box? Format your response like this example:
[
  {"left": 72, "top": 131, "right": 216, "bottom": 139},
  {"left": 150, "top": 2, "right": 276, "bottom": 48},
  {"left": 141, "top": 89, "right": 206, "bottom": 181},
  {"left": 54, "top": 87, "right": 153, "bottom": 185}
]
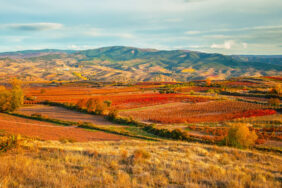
[{"left": 0, "top": 0, "right": 281, "bottom": 54}]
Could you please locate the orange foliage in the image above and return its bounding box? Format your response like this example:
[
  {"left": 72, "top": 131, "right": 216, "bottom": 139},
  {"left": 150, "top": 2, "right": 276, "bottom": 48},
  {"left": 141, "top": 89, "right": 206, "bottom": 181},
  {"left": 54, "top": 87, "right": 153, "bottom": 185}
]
[{"left": 121, "top": 101, "right": 276, "bottom": 124}]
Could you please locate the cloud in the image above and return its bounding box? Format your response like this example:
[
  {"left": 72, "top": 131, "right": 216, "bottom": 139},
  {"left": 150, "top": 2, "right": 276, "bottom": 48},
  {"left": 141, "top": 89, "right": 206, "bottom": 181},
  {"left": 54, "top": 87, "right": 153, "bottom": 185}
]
[
  {"left": 86, "top": 28, "right": 134, "bottom": 39},
  {"left": 211, "top": 41, "right": 248, "bottom": 50},
  {"left": 242, "top": 42, "right": 248, "bottom": 49},
  {"left": 185, "top": 31, "right": 201, "bottom": 35},
  {"left": 67, "top": 44, "right": 99, "bottom": 50},
  {"left": 211, "top": 40, "right": 235, "bottom": 49},
  {"left": 5, "top": 23, "right": 63, "bottom": 31},
  {"left": 186, "top": 25, "right": 282, "bottom": 35}
]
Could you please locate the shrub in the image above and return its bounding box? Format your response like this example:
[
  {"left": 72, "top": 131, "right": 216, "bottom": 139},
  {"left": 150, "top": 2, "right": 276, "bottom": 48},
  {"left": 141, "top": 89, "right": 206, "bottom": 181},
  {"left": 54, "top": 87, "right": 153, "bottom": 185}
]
[
  {"left": 224, "top": 124, "right": 258, "bottom": 148},
  {"left": 133, "top": 149, "right": 150, "bottom": 162},
  {"left": 31, "top": 113, "right": 43, "bottom": 118},
  {"left": 0, "top": 135, "right": 20, "bottom": 152}
]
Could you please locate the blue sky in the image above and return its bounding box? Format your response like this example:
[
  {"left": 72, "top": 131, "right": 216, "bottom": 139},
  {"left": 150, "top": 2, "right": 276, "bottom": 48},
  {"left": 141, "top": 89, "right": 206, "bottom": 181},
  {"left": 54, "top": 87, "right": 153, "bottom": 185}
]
[{"left": 0, "top": 0, "right": 281, "bottom": 54}]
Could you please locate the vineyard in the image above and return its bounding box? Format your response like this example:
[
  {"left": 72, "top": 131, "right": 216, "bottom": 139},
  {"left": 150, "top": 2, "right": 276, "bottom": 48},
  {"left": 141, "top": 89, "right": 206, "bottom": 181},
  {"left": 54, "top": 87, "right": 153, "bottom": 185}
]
[
  {"left": 120, "top": 101, "right": 275, "bottom": 123},
  {"left": 0, "top": 113, "right": 127, "bottom": 141},
  {"left": 15, "top": 77, "right": 281, "bottom": 149}
]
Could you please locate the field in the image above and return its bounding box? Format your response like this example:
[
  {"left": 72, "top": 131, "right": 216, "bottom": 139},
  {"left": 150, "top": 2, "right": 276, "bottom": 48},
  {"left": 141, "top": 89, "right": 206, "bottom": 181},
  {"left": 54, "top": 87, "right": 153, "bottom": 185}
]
[
  {"left": 16, "top": 105, "right": 117, "bottom": 126},
  {"left": 120, "top": 101, "right": 274, "bottom": 124},
  {"left": 18, "top": 78, "right": 282, "bottom": 146},
  {"left": 0, "top": 113, "right": 127, "bottom": 142},
  {"left": 0, "top": 137, "right": 281, "bottom": 188},
  {"left": 0, "top": 77, "right": 281, "bottom": 187}
]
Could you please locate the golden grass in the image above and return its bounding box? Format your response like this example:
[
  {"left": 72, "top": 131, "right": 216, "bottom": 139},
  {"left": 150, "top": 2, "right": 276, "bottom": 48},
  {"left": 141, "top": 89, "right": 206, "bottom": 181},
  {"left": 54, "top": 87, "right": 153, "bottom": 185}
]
[{"left": 0, "top": 137, "right": 281, "bottom": 188}]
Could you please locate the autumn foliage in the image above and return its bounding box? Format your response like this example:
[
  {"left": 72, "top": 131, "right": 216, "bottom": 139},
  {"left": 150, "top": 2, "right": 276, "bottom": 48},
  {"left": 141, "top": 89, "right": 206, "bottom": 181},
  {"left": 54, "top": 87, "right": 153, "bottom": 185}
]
[
  {"left": 0, "top": 79, "right": 24, "bottom": 112},
  {"left": 224, "top": 124, "right": 258, "bottom": 148}
]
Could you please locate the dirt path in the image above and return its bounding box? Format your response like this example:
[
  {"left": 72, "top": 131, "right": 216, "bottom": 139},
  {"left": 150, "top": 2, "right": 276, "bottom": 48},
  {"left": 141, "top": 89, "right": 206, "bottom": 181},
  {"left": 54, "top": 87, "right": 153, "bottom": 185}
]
[
  {"left": 17, "top": 105, "right": 119, "bottom": 126},
  {"left": 0, "top": 113, "right": 128, "bottom": 142}
]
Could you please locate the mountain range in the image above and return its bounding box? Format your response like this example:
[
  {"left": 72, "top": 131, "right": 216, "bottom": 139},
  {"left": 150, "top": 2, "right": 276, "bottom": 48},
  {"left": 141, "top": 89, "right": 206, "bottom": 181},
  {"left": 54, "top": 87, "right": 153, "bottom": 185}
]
[{"left": 0, "top": 46, "right": 281, "bottom": 82}]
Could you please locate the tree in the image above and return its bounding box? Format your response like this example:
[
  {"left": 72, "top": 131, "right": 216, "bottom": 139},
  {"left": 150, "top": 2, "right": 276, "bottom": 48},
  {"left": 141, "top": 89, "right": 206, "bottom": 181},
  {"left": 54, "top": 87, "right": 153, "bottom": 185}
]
[
  {"left": 0, "top": 79, "right": 24, "bottom": 112},
  {"left": 76, "top": 98, "right": 88, "bottom": 109},
  {"left": 86, "top": 98, "right": 97, "bottom": 112},
  {"left": 85, "top": 98, "right": 109, "bottom": 114},
  {"left": 224, "top": 123, "right": 257, "bottom": 148}
]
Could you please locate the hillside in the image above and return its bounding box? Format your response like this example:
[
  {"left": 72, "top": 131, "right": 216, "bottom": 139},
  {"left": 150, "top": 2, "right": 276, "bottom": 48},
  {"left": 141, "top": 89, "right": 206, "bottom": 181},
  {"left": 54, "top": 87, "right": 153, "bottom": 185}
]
[
  {"left": 1, "top": 136, "right": 281, "bottom": 187},
  {"left": 0, "top": 46, "right": 281, "bottom": 82}
]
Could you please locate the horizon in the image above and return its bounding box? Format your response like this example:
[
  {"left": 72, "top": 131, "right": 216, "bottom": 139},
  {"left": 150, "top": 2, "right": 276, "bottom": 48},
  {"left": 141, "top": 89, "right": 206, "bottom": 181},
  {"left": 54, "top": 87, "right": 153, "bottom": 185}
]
[
  {"left": 0, "top": 46, "right": 282, "bottom": 56},
  {"left": 0, "top": 0, "right": 282, "bottom": 55}
]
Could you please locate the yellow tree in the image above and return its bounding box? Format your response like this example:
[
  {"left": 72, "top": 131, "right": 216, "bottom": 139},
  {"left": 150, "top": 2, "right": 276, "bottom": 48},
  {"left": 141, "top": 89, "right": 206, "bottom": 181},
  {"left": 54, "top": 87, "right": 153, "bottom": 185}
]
[
  {"left": 0, "top": 79, "right": 24, "bottom": 112},
  {"left": 224, "top": 123, "right": 257, "bottom": 148}
]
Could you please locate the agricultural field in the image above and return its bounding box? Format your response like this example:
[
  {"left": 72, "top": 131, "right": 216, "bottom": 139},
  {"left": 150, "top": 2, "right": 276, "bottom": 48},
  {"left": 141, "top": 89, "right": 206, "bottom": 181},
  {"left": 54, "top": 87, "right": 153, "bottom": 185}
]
[
  {"left": 16, "top": 77, "right": 281, "bottom": 148},
  {"left": 120, "top": 101, "right": 273, "bottom": 124},
  {"left": 16, "top": 105, "right": 117, "bottom": 126},
  {"left": 0, "top": 113, "right": 127, "bottom": 142},
  {"left": 1, "top": 77, "right": 281, "bottom": 187}
]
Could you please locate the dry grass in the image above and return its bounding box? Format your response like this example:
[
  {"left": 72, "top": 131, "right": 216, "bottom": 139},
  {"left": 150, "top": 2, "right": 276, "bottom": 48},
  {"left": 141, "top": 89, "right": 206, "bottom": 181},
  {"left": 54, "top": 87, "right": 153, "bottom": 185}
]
[{"left": 0, "top": 137, "right": 281, "bottom": 188}]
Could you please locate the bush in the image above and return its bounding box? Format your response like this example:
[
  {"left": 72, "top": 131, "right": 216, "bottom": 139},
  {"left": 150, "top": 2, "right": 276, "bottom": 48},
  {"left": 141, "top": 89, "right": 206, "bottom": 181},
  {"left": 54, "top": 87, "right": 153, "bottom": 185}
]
[
  {"left": 132, "top": 149, "right": 150, "bottom": 162},
  {"left": 224, "top": 124, "right": 258, "bottom": 148},
  {"left": 143, "top": 125, "right": 190, "bottom": 141},
  {"left": 0, "top": 135, "right": 20, "bottom": 152}
]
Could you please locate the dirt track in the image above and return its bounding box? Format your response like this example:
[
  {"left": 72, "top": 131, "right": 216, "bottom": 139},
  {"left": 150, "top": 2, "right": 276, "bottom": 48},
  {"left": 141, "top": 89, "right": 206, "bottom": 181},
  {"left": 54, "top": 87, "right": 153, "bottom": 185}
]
[{"left": 0, "top": 113, "right": 127, "bottom": 142}]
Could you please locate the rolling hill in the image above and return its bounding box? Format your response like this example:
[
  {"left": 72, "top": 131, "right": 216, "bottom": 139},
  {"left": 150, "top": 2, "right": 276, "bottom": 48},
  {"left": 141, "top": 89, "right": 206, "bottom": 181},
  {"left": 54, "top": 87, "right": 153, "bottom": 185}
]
[{"left": 0, "top": 46, "right": 281, "bottom": 82}]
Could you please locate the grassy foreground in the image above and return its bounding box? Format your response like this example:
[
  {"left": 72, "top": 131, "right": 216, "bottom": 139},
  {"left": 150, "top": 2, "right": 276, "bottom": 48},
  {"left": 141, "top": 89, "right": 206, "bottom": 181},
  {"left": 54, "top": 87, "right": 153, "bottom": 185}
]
[{"left": 0, "top": 136, "right": 281, "bottom": 188}]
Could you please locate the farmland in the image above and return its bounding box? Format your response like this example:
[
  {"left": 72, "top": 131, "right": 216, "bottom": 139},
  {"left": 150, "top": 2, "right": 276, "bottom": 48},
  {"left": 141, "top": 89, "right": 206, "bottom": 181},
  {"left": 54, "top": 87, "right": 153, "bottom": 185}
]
[
  {"left": 120, "top": 101, "right": 274, "bottom": 124},
  {"left": 0, "top": 113, "right": 127, "bottom": 142},
  {"left": 1, "top": 76, "right": 281, "bottom": 187},
  {"left": 15, "top": 77, "right": 281, "bottom": 148}
]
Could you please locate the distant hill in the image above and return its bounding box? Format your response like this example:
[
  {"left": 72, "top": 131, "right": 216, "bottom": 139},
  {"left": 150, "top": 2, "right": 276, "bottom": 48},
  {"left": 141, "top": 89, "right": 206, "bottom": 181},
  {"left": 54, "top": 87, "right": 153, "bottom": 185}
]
[
  {"left": 232, "top": 55, "right": 282, "bottom": 66},
  {"left": 0, "top": 49, "right": 75, "bottom": 59},
  {"left": 0, "top": 46, "right": 281, "bottom": 82}
]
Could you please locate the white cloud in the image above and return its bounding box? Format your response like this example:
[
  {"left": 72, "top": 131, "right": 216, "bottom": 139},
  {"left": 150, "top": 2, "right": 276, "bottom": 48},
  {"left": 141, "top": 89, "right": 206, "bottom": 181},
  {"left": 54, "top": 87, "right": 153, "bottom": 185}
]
[
  {"left": 185, "top": 31, "right": 201, "bottom": 35},
  {"left": 211, "top": 40, "right": 235, "bottom": 49},
  {"left": 67, "top": 44, "right": 100, "bottom": 50},
  {"left": 185, "top": 25, "right": 282, "bottom": 35},
  {"left": 242, "top": 42, "right": 248, "bottom": 49},
  {"left": 4, "top": 23, "right": 63, "bottom": 31},
  {"left": 86, "top": 28, "right": 134, "bottom": 39}
]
